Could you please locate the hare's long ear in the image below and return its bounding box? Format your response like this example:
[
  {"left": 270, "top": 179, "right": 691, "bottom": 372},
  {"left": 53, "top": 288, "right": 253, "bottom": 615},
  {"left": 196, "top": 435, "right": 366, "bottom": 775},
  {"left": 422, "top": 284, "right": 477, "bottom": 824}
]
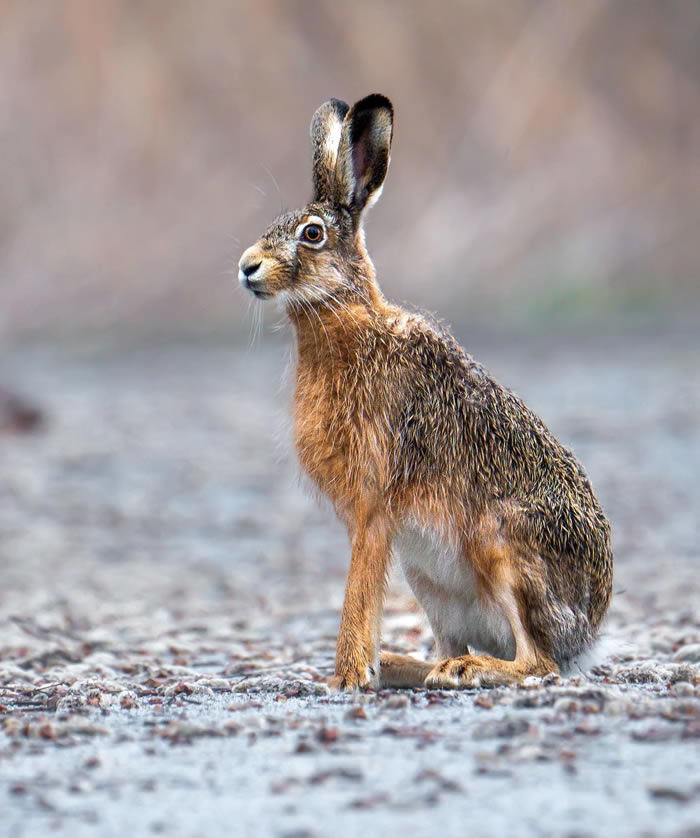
[
  {"left": 310, "top": 98, "right": 350, "bottom": 202},
  {"left": 335, "top": 94, "right": 393, "bottom": 219}
]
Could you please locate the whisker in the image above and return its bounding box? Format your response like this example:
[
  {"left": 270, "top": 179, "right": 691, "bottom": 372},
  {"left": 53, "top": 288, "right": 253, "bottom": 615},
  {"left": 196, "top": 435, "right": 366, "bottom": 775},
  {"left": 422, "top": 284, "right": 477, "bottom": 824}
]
[
  {"left": 315, "top": 290, "right": 351, "bottom": 332},
  {"left": 298, "top": 290, "right": 333, "bottom": 355},
  {"left": 261, "top": 165, "right": 283, "bottom": 214},
  {"left": 254, "top": 300, "right": 264, "bottom": 346},
  {"left": 322, "top": 288, "right": 362, "bottom": 331},
  {"left": 246, "top": 296, "right": 257, "bottom": 351},
  {"left": 294, "top": 295, "right": 320, "bottom": 353}
]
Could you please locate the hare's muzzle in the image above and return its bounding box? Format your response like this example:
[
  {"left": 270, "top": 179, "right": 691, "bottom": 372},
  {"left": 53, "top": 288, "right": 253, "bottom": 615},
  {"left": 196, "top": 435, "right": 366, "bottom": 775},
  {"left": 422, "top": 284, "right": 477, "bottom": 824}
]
[
  {"left": 238, "top": 254, "right": 261, "bottom": 286},
  {"left": 238, "top": 247, "right": 273, "bottom": 298}
]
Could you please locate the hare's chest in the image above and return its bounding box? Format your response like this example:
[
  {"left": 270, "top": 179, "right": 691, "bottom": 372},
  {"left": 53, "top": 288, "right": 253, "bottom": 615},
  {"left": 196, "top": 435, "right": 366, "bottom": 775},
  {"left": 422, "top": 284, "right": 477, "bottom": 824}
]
[{"left": 293, "top": 375, "right": 359, "bottom": 495}]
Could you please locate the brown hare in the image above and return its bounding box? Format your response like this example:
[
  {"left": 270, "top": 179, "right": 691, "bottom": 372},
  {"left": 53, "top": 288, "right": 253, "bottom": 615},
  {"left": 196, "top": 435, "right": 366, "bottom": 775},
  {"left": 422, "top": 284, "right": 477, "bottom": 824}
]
[{"left": 238, "top": 94, "right": 613, "bottom": 690}]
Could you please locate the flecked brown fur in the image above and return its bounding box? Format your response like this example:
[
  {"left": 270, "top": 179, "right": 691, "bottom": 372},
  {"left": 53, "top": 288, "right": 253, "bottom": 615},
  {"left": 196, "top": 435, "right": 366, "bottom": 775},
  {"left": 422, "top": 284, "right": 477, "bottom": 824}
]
[{"left": 238, "top": 94, "right": 613, "bottom": 690}]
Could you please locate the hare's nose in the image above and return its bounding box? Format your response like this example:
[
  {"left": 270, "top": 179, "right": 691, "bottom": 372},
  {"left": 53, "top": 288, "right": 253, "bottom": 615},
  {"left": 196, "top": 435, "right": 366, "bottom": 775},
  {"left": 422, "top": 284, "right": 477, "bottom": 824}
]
[
  {"left": 240, "top": 258, "right": 261, "bottom": 279},
  {"left": 238, "top": 245, "right": 267, "bottom": 287}
]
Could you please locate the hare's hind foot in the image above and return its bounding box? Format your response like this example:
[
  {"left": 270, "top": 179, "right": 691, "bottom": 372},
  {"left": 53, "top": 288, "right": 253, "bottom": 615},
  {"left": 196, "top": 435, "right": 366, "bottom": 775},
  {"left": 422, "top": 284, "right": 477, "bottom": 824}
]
[
  {"left": 379, "top": 650, "right": 557, "bottom": 689},
  {"left": 379, "top": 652, "right": 434, "bottom": 688},
  {"left": 424, "top": 653, "right": 557, "bottom": 689}
]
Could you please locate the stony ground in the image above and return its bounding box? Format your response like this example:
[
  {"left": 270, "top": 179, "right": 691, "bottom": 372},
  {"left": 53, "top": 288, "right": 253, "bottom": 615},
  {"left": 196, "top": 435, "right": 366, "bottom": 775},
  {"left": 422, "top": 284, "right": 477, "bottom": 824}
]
[{"left": 0, "top": 331, "right": 699, "bottom": 838}]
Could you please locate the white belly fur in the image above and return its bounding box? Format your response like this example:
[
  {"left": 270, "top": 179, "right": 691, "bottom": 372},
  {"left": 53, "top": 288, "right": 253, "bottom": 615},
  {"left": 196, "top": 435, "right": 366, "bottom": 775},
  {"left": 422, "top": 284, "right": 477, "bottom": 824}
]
[{"left": 394, "top": 526, "right": 516, "bottom": 660}]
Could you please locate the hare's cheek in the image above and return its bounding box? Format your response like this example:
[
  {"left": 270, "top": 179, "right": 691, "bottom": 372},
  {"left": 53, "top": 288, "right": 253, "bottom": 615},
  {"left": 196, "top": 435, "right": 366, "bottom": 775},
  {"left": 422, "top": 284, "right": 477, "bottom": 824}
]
[
  {"left": 266, "top": 269, "right": 293, "bottom": 295},
  {"left": 280, "top": 240, "right": 299, "bottom": 266}
]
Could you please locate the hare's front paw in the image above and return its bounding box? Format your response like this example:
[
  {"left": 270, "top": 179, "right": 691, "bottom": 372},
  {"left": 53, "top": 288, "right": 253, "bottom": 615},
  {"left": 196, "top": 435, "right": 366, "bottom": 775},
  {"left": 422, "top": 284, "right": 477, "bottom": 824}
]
[
  {"left": 425, "top": 656, "right": 484, "bottom": 689},
  {"left": 329, "top": 664, "right": 376, "bottom": 692}
]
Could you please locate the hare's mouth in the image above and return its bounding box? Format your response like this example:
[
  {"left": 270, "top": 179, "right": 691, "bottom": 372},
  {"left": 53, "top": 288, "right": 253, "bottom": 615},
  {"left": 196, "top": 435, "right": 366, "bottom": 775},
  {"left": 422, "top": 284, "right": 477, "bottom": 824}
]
[
  {"left": 241, "top": 275, "right": 274, "bottom": 299},
  {"left": 252, "top": 288, "right": 274, "bottom": 300}
]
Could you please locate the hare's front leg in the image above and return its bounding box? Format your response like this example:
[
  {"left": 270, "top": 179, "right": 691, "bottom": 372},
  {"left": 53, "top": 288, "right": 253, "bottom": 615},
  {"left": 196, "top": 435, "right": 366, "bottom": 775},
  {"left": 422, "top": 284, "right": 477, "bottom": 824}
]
[{"left": 329, "top": 513, "right": 391, "bottom": 691}]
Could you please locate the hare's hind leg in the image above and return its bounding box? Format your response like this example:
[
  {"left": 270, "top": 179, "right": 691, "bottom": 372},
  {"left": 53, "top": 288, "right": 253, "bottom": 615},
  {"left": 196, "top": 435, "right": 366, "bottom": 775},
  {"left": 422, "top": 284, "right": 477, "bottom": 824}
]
[
  {"left": 424, "top": 651, "right": 555, "bottom": 689},
  {"left": 425, "top": 563, "right": 558, "bottom": 689},
  {"left": 379, "top": 652, "right": 434, "bottom": 688}
]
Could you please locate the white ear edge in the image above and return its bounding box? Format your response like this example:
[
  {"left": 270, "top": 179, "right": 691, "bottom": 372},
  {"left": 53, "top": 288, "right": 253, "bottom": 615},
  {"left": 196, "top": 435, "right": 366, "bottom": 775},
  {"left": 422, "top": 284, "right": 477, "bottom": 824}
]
[
  {"left": 365, "top": 154, "right": 389, "bottom": 210},
  {"left": 364, "top": 183, "right": 384, "bottom": 211},
  {"left": 359, "top": 153, "right": 390, "bottom": 213},
  {"left": 324, "top": 120, "right": 343, "bottom": 169}
]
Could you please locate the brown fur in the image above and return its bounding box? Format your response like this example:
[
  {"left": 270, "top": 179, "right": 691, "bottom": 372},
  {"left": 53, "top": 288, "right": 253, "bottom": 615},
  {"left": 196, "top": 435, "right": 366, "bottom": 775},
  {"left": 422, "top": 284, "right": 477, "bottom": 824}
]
[{"left": 238, "top": 94, "right": 613, "bottom": 690}]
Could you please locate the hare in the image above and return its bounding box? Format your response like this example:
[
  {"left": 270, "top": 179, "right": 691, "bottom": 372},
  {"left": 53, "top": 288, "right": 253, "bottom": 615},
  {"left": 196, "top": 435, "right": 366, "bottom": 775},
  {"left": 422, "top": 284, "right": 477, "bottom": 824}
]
[{"left": 238, "top": 94, "right": 613, "bottom": 690}]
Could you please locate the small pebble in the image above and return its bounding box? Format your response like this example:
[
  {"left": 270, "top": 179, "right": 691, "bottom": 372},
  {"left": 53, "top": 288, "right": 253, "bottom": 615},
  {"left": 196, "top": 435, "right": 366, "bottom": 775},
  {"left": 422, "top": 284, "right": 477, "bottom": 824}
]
[{"left": 674, "top": 644, "right": 700, "bottom": 664}]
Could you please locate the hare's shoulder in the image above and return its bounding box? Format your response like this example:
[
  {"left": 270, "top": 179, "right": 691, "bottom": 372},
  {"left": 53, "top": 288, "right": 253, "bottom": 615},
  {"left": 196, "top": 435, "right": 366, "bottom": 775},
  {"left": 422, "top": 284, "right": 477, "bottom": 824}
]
[
  {"left": 382, "top": 305, "right": 501, "bottom": 399},
  {"left": 385, "top": 307, "right": 589, "bottom": 481}
]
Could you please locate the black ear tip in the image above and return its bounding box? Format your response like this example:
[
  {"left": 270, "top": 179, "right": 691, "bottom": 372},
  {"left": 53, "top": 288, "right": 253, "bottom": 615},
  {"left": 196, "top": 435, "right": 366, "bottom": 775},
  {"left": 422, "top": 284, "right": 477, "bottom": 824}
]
[
  {"left": 312, "top": 98, "right": 350, "bottom": 123},
  {"left": 328, "top": 97, "right": 350, "bottom": 113},
  {"left": 352, "top": 93, "right": 393, "bottom": 118}
]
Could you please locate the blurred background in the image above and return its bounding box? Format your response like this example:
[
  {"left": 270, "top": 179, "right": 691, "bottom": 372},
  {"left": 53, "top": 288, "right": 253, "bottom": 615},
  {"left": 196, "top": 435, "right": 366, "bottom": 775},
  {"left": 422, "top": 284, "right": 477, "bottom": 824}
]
[
  {"left": 1, "top": 0, "right": 699, "bottom": 343},
  {"left": 1, "top": 7, "right": 699, "bottom": 830}
]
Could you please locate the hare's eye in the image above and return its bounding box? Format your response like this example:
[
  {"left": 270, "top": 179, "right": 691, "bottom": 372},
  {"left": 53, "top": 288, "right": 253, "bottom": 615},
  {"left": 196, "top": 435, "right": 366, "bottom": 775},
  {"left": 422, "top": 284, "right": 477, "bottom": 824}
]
[{"left": 302, "top": 223, "right": 324, "bottom": 244}]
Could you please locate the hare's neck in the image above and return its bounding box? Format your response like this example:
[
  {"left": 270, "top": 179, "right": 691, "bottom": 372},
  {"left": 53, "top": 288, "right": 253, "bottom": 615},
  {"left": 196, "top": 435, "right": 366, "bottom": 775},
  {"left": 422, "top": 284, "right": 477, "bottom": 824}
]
[
  {"left": 289, "top": 295, "right": 380, "bottom": 366},
  {"left": 289, "top": 255, "right": 387, "bottom": 364}
]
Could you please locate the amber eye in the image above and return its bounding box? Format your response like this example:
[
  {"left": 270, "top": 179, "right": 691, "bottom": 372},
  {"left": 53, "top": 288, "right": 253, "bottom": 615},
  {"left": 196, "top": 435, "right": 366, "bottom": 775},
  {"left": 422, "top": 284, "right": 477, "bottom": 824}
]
[{"left": 301, "top": 223, "right": 324, "bottom": 244}]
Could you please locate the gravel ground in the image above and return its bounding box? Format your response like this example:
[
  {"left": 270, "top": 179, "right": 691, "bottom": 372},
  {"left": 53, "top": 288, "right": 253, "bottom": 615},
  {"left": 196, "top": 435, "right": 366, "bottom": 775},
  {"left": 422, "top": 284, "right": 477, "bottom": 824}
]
[{"left": 0, "top": 332, "right": 699, "bottom": 838}]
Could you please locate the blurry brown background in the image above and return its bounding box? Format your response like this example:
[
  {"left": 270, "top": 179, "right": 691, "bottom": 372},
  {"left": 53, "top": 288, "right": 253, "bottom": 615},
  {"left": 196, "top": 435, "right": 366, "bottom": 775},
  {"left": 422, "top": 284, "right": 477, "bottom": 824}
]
[{"left": 2, "top": 0, "right": 699, "bottom": 342}]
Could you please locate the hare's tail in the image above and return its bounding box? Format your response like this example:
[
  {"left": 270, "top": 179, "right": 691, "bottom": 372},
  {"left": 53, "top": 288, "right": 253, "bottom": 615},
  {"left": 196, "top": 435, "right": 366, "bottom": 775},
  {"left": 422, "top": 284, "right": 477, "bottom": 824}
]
[{"left": 564, "top": 625, "right": 630, "bottom": 676}]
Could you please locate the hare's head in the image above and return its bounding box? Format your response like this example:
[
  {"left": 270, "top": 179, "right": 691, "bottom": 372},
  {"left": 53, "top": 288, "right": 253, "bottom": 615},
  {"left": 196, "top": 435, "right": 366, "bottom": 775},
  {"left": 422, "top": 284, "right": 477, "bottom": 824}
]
[{"left": 238, "top": 94, "right": 393, "bottom": 307}]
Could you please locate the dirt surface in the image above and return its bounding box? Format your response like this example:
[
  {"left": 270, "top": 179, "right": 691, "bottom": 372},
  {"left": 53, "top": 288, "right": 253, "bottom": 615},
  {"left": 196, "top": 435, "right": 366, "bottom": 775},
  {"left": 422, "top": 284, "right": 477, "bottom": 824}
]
[{"left": 1, "top": 333, "right": 699, "bottom": 838}]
